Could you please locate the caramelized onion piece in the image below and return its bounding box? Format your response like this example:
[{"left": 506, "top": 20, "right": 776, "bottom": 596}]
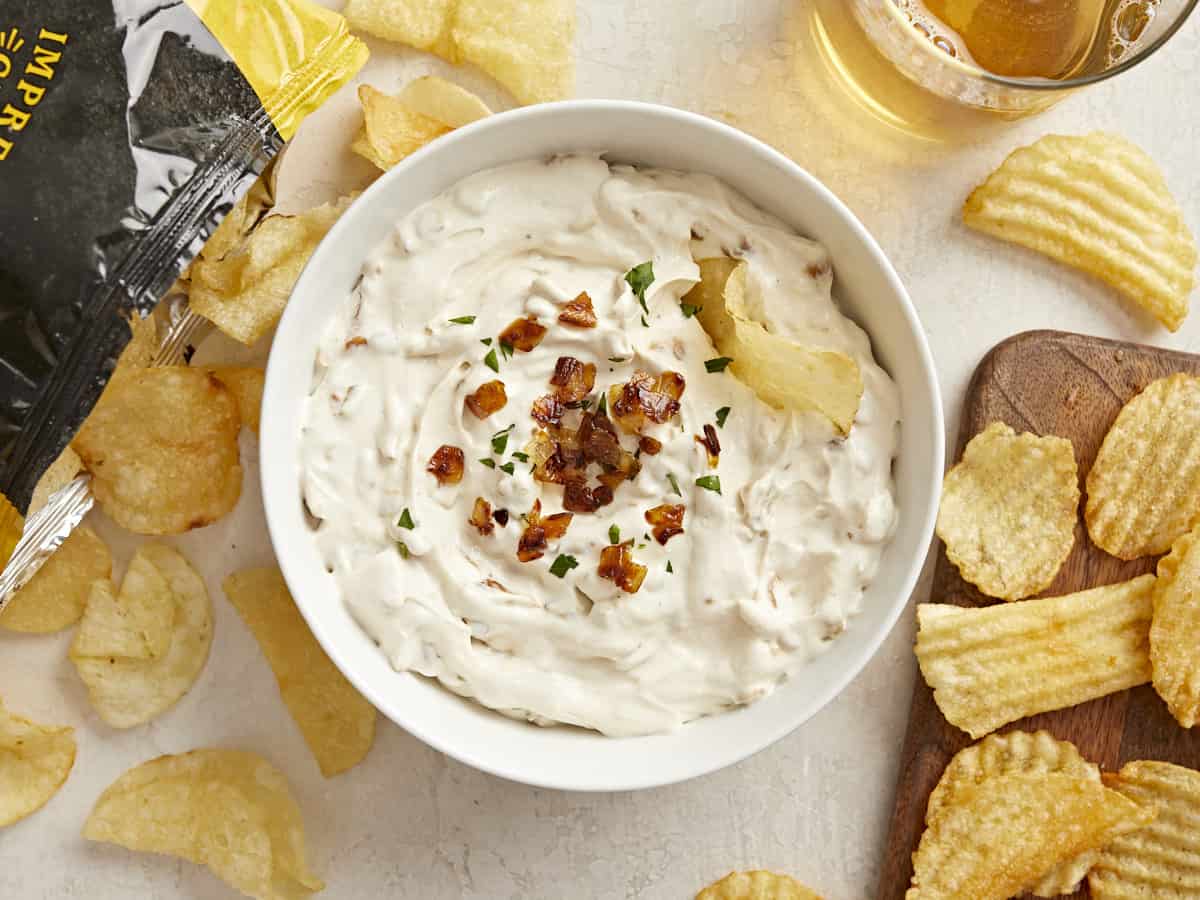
[
  {"left": 638, "top": 436, "right": 662, "bottom": 456},
  {"left": 517, "top": 499, "right": 573, "bottom": 562},
  {"left": 465, "top": 380, "right": 508, "bottom": 420},
  {"left": 493, "top": 508, "right": 510, "bottom": 527},
  {"left": 344, "top": 336, "right": 368, "bottom": 348},
  {"left": 531, "top": 394, "right": 566, "bottom": 428},
  {"left": 598, "top": 542, "right": 647, "bottom": 594},
  {"left": 550, "top": 356, "right": 596, "bottom": 403},
  {"left": 558, "top": 292, "right": 598, "bottom": 328},
  {"left": 499, "top": 316, "right": 547, "bottom": 352},
  {"left": 578, "top": 410, "right": 622, "bottom": 467},
  {"left": 609, "top": 370, "right": 686, "bottom": 432},
  {"left": 469, "top": 497, "right": 495, "bottom": 535},
  {"left": 645, "top": 504, "right": 685, "bottom": 545},
  {"left": 563, "top": 476, "right": 612, "bottom": 513},
  {"left": 427, "top": 445, "right": 465, "bottom": 485},
  {"left": 695, "top": 423, "right": 721, "bottom": 468}
]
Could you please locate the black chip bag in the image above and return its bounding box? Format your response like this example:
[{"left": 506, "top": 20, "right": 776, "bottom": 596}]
[{"left": 0, "top": 0, "right": 367, "bottom": 586}]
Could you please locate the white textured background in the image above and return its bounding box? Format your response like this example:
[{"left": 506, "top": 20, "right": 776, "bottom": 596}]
[{"left": 4, "top": 3, "right": 1200, "bottom": 898}]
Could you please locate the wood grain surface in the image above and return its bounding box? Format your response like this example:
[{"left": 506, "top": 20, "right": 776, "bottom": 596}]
[{"left": 877, "top": 330, "right": 1200, "bottom": 899}]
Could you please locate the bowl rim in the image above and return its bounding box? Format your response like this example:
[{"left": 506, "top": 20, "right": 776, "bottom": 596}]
[{"left": 261, "top": 99, "right": 944, "bottom": 791}]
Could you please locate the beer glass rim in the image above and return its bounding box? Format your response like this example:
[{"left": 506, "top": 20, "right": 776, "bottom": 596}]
[{"left": 882, "top": 0, "right": 1199, "bottom": 91}]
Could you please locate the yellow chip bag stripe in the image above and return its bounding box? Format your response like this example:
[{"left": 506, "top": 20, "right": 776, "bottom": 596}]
[{"left": 916, "top": 575, "right": 1155, "bottom": 739}]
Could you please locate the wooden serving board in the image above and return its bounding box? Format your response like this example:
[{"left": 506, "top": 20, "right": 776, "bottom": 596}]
[{"left": 877, "top": 330, "right": 1200, "bottom": 899}]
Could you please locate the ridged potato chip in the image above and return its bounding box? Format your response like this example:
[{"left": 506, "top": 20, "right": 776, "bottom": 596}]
[
  {"left": 1090, "top": 760, "right": 1200, "bottom": 897},
  {"left": 937, "top": 422, "right": 1079, "bottom": 600},
  {"left": 908, "top": 773, "right": 1153, "bottom": 900},
  {"left": 190, "top": 195, "right": 351, "bottom": 345},
  {"left": 0, "top": 697, "right": 75, "bottom": 827},
  {"left": 690, "top": 258, "right": 863, "bottom": 434},
  {"left": 1086, "top": 373, "right": 1200, "bottom": 560},
  {"left": 73, "top": 368, "right": 242, "bottom": 535},
  {"left": 0, "top": 525, "right": 110, "bottom": 634},
  {"left": 916, "top": 575, "right": 1155, "bottom": 738},
  {"left": 927, "top": 731, "right": 1100, "bottom": 897},
  {"left": 85, "top": 749, "right": 323, "bottom": 900},
  {"left": 224, "top": 568, "right": 376, "bottom": 777},
  {"left": 1150, "top": 523, "right": 1200, "bottom": 727},
  {"left": 211, "top": 366, "right": 265, "bottom": 435},
  {"left": 964, "top": 132, "right": 1197, "bottom": 331},
  {"left": 70, "top": 544, "right": 213, "bottom": 728},
  {"left": 696, "top": 870, "right": 823, "bottom": 900}
]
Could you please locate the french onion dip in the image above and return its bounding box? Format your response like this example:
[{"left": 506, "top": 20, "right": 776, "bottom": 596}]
[{"left": 300, "top": 156, "right": 900, "bottom": 736}]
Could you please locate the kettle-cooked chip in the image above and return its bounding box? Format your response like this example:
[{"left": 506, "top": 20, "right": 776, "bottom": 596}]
[
  {"left": 85, "top": 749, "right": 323, "bottom": 900},
  {"left": 696, "top": 870, "right": 823, "bottom": 900},
  {"left": 224, "top": 567, "right": 376, "bottom": 777},
  {"left": 1086, "top": 373, "right": 1200, "bottom": 560},
  {"left": 916, "top": 575, "right": 1155, "bottom": 738},
  {"left": 73, "top": 368, "right": 242, "bottom": 536},
  {"left": 908, "top": 773, "right": 1154, "bottom": 900},
  {"left": 936, "top": 422, "right": 1079, "bottom": 601},
  {"left": 0, "top": 525, "right": 110, "bottom": 634},
  {"left": 1150, "top": 523, "right": 1200, "bottom": 727},
  {"left": 70, "top": 544, "right": 213, "bottom": 728},
  {"left": 690, "top": 258, "right": 863, "bottom": 435},
  {"left": 210, "top": 367, "right": 266, "bottom": 435},
  {"left": 72, "top": 549, "right": 174, "bottom": 661},
  {"left": 400, "top": 75, "right": 492, "bottom": 127},
  {"left": 0, "top": 697, "right": 76, "bottom": 828},
  {"left": 927, "top": 731, "right": 1100, "bottom": 897},
  {"left": 28, "top": 446, "right": 83, "bottom": 516},
  {"left": 351, "top": 84, "right": 451, "bottom": 171}
]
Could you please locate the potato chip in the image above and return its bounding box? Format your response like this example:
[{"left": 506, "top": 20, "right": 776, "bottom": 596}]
[
  {"left": 73, "top": 549, "right": 174, "bottom": 661},
  {"left": 351, "top": 84, "right": 451, "bottom": 171},
  {"left": 0, "top": 696, "right": 76, "bottom": 827},
  {"left": 927, "top": 731, "right": 1100, "bottom": 897},
  {"left": 73, "top": 367, "right": 242, "bottom": 535},
  {"left": 0, "top": 525, "right": 110, "bottom": 634},
  {"left": 1090, "top": 760, "right": 1200, "bottom": 898},
  {"left": 916, "top": 575, "right": 1155, "bottom": 738},
  {"left": 85, "top": 749, "right": 323, "bottom": 900},
  {"left": 690, "top": 258, "right": 863, "bottom": 435},
  {"left": 1086, "top": 373, "right": 1200, "bottom": 560},
  {"left": 28, "top": 446, "right": 83, "bottom": 516},
  {"left": 70, "top": 544, "right": 213, "bottom": 728},
  {"left": 343, "top": 0, "right": 456, "bottom": 58},
  {"left": 400, "top": 75, "right": 492, "bottom": 127},
  {"left": 936, "top": 422, "right": 1079, "bottom": 601},
  {"left": 451, "top": 0, "right": 575, "bottom": 105},
  {"left": 1150, "top": 523, "right": 1200, "bottom": 728},
  {"left": 211, "top": 366, "right": 265, "bottom": 435},
  {"left": 964, "top": 132, "right": 1197, "bottom": 331},
  {"left": 696, "top": 870, "right": 823, "bottom": 900},
  {"left": 908, "top": 773, "right": 1153, "bottom": 900},
  {"left": 223, "top": 567, "right": 376, "bottom": 777},
  {"left": 190, "top": 195, "right": 351, "bottom": 345}
]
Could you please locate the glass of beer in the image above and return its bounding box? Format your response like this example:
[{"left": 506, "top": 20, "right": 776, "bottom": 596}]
[{"left": 810, "top": 0, "right": 1197, "bottom": 136}]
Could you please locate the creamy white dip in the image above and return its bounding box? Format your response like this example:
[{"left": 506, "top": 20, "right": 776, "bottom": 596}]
[{"left": 299, "top": 156, "right": 900, "bottom": 737}]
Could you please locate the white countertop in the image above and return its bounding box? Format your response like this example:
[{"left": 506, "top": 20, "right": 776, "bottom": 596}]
[{"left": 4, "top": 4, "right": 1199, "bottom": 898}]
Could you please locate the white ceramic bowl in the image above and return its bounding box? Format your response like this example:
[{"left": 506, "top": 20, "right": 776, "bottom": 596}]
[{"left": 262, "top": 101, "right": 943, "bottom": 792}]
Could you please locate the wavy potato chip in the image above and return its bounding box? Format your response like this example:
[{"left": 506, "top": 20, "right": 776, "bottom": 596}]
[
  {"left": 908, "top": 773, "right": 1153, "bottom": 900},
  {"left": 224, "top": 567, "right": 376, "bottom": 777},
  {"left": 927, "top": 731, "right": 1100, "bottom": 897},
  {"left": 190, "top": 195, "right": 351, "bottom": 345},
  {"left": 211, "top": 367, "right": 265, "bottom": 435},
  {"left": 70, "top": 544, "right": 213, "bottom": 728},
  {"left": 1150, "top": 523, "right": 1200, "bottom": 728},
  {"left": 0, "top": 697, "right": 76, "bottom": 827},
  {"left": 0, "top": 524, "right": 110, "bottom": 634},
  {"left": 351, "top": 84, "right": 451, "bottom": 171},
  {"left": 690, "top": 258, "right": 863, "bottom": 434},
  {"left": 73, "top": 550, "right": 174, "bottom": 661},
  {"left": 937, "top": 422, "right": 1079, "bottom": 600},
  {"left": 1090, "top": 760, "right": 1200, "bottom": 898},
  {"left": 916, "top": 575, "right": 1155, "bottom": 738},
  {"left": 964, "top": 132, "right": 1197, "bottom": 331},
  {"left": 85, "top": 749, "right": 323, "bottom": 900},
  {"left": 1086, "top": 373, "right": 1200, "bottom": 560},
  {"left": 696, "top": 870, "right": 823, "bottom": 900}
]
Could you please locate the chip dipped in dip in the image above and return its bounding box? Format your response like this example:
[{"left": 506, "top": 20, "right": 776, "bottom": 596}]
[{"left": 300, "top": 156, "right": 900, "bottom": 736}]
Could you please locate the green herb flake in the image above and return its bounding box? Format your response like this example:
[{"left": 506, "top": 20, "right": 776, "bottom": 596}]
[
  {"left": 667, "top": 473, "right": 682, "bottom": 496},
  {"left": 448, "top": 315, "right": 476, "bottom": 325},
  {"left": 499, "top": 461, "right": 516, "bottom": 475},
  {"left": 478, "top": 458, "right": 497, "bottom": 469},
  {"left": 680, "top": 303, "right": 702, "bottom": 318},
  {"left": 499, "top": 340, "right": 515, "bottom": 361},
  {"left": 715, "top": 406, "right": 732, "bottom": 428},
  {"left": 666, "top": 560, "right": 674, "bottom": 573},
  {"left": 481, "top": 337, "right": 493, "bottom": 346},
  {"left": 640, "top": 315, "right": 649, "bottom": 328},
  {"left": 549, "top": 554, "right": 579, "bottom": 579},
  {"left": 491, "top": 425, "right": 514, "bottom": 456},
  {"left": 398, "top": 542, "right": 410, "bottom": 559},
  {"left": 608, "top": 357, "right": 626, "bottom": 363},
  {"left": 397, "top": 508, "right": 416, "bottom": 530},
  {"left": 705, "top": 357, "right": 734, "bottom": 373},
  {"left": 597, "top": 392, "right": 608, "bottom": 416},
  {"left": 608, "top": 524, "right": 620, "bottom": 544},
  {"left": 511, "top": 451, "right": 530, "bottom": 463},
  {"left": 483, "top": 348, "right": 500, "bottom": 372},
  {"left": 625, "top": 261, "right": 655, "bottom": 314},
  {"left": 695, "top": 475, "right": 722, "bottom": 494}
]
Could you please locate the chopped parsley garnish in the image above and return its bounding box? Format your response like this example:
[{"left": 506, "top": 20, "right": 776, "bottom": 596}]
[
  {"left": 715, "top": 406, "right": 732, "bottom": 428},
  {"left": 478, "top": 458, "right": 497, "bottom": 469},
  {"left": 481, "top": 338, "right": 493, "bottom": 346},
  {"left": 397, "top": 542, "right": 410, "bottom": 559},
  {"left": 491, "top": 425, "right": 514, "bottom": 455},
  {"left": 608, "top": 357, "right": 626, "bottom": 363},
  {"left": 640, "top": 315, "right": 649, "bottom": 328},
  {"left": 666, "top": 560, "right": 674, "bottom": 573},
  {"left": 511, "top": 451, "right": 529, "bottom": 463},
  {"left": 695, "top": 475, "right": 722, "bottom": 494},
  {"left": 499, "top": 461, "right": 516, "bottom": 475},
  {"left": 397, "top": 508, "right": 416, "bottom": 530},
  {"left": 483, "top": 348, "right": 500, "bottom": 372},
  {"left": 680, "top": 303, "right": 702, "bottom": 318},
  {"left": 705, "top": 357, "right": 734, "bottom": 373},
  {"left": 499, "top": 340, "right": 515, "bottom": 361},
  {"left": 597, "top": 392, "right": 608, "bottom": 416},
  {"left": 448, "top": 315, "right": 476, "bottom": 325},
  {"left": 549, "top": 554, "right": 579, "bottom": 578},
  {"left": 608, "top": 524, "right": 620, "bottom": 544},
  {"left": 625, "top": 261, "right": 655, "bottom": 314},
  {"left": 667, "top": 473, "right": 682, "bottom": 496}
]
